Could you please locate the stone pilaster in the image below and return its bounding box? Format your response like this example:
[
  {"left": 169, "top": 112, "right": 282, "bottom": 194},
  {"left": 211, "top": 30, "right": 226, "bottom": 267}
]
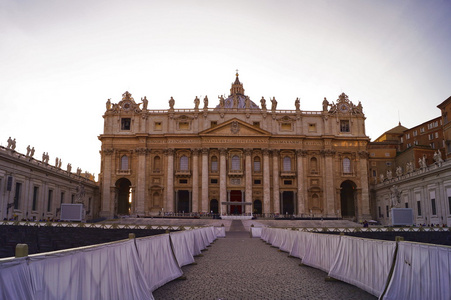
[
  {"left": 201, "top": 148, "right": 209, "bottom": 213},
  {"left": 358, "top": 151, "right": 371, "bottom": 220},
  {"left": 219, "top": 148, "right": 227, "bottom": 215},
  {"left": 296, "top": 149, "right": 307, "bottom": 215},
  {"left": 100, "top": 148, "right": 114, "bottom": 218},
  {"left": 135, "top": 147, "right": 147, "bottom": 216},
  {"left": 165, "top": 148, "right": 174, "bottom": 213},
  {"left": 192, "top": 148, "right": 199, "bottom": 213},
  {"left": 272, "top": 150, "right": 280, "bottom": 214},
  {"left": 244, "top": 148, "right": 253, "bottom": 214},
  {"left": 322, "top": 149, "right": 335, "bottom": 217},
  {"left": 263, "top": 148, "right": 271, "bottom": 215}
]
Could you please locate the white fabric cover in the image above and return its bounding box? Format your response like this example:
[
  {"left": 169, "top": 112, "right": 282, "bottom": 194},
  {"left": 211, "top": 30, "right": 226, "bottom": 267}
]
[
  {"left": 279, "top": 230, "right": 297, "bottom": 253},
  {"left": 199, "top": 228, "right": 211, "bottom": 249},
  {"left": 302, "top": 233, "right": 341, "bottom": 272},
  {"left": 169, "top": 231, "right": 196, "bottom": 267},
  {"left": 250, "top": 227, "right": 262, "bottom": 238},
  {"left": 383, "top": 241, "right": 451, "bottom": 300},
  {"left": 28, "top": 240, "right": 153, "bottom": 300},
  {"left": 0, "top": 258, "right": 34, "bottom": 300},
  {"left": 185, "top": 229, "right": 202, "bottom": 257},
  {"left": 135, "top": 234, "right": 183, "bottom": 292},
  {"left": 271, "top": 228, "right": 285, "bottom": 248},
  {"left": 289, "top": 231, "right": 311, "bottom": 259},
  {"left": 214, "top": 227, "right": 226, "bottom": 238},
  {"left": 204, "top": 227, "right": 216, "bottom": 243},
  {"left": 328, "top": 236, "right": 396, "bottom": 297}
]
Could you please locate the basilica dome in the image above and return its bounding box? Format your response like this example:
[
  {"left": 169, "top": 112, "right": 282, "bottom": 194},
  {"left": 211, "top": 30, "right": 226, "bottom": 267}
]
[{"left": 214, "top": 73, "right": 261, "bottom": 111}]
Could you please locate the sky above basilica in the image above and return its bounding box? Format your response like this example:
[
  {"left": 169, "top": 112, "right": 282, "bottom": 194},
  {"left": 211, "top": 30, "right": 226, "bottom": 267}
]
[{"left": 1, "top": 0, "right": 450, "bottom": 176}]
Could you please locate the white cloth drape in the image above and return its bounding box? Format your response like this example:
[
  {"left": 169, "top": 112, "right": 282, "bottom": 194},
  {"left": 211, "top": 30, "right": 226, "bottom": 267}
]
[
  {"left": 302, "top": 233, "right": 341, "bottom": 272},
  {"left": 279, "top": 230, "right": 297, "bottom": 253},
  {"left": 0, "top": 258, "right": 34, "bottom": 300},
  {"left": 383, "top": 241, "right": 451, "bottom": 300},
  {"left": 328, "top": 236, "right": 396, "bottom": 297},
  {"left": 169, "top": 231, "right": 196, "bottom": 267},
  {"left": 251, "top": 227, "right": 262, "bottom": 238},
  {"left": 214, "top": 227, "right": 226, "bottom": 238},
  {"left": 28, "top": 240, "right": 153, "bottom": 300},
  {"left": 135, "top": 234, "right": 183, "bottom": 292},
  {"left": 289, "top": 231, "right": 311, "bottom": 259}
]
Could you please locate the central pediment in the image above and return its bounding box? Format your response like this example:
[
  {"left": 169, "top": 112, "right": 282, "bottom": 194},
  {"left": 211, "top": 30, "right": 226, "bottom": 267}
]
[{"left": 199, "top": 118, "right": 271, "bottom": 137}]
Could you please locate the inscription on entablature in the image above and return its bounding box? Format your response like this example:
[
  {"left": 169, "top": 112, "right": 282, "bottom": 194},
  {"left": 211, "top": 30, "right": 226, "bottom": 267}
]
[
  {"left": 203, "top": 138, "right": 268, "bottom": 144},
  {"left": 304, "top": 141, "right": 323, "bottom": 146}
]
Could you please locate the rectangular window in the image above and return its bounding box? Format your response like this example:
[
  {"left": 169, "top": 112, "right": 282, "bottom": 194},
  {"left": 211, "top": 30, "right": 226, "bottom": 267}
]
[
  {"left": 179, "top": 179, "right": 188, "bottom": 184},
  {"left": 179, "top": 122, "right": 189, "bottom": 130},
  {"left": 254, "top": 179, "right": 261, "bottom": 185},
  {"left": 47, "top": 190, "right": 53, "bottom": 212},
  {"left": 253, "top": 122, "right": 260, "bottom": 128},
  {"left": 283, "top": 180, "right": 292, "bottom": 185},
  {"left": 435, "top": 132, "right": 439, "bottom": 138},
  {"left": 386, "top": 205, "right": 389, "bottom": 218},
  {"left": 417, "top": 201, "right": 422, "bottom": 216},
  {"left": 406, "top": 133, "right": 410, "bottom": 139},
  {"left": 71, "top": 194, "right": 75, "bottom": 204},
  {"left": 308, "top": 123, "right": 317, "bottom": 132},
  {"left": 211, "top": 121, "right": 217, "bottom": 127},
  {"left": 378, "top": 206, "right": 382, "bottom": 218},
  {"left": 340, "top": 120, "right": 350, "bottom": 132},
  {"left": 430, "top": 190, "right": 436, "bottom": 215},
  {"left": 413, "top": 130, "right": 417, "bottom": 137},
  {"left": 61, "top": 192, "right": 65, "bottom": 204},
  {"left": 420, "top": 127, "right": 425, "bottom": 133},
  {"left": 281, "top": 123, "right": 292, "bottom": 131},
  {"left": 447, "top": 188, "right": 451, "bottom": 214},
  {"left": 210, "top": 179, "right": 218, "bottom": 184},
  {"left": 211, "top": 160, "right": 218, "bottom": 172},
  {"left": 14, "top": 182, "right": 22, "bottom": 209},
  {"left": 254, "top": 160, "right": 261, "bottom": 172},
  {"left": 405, "top": 202, "right": 409, "bottom": 208},
  {"left": 121, "top": 118, "right": 131, "bottom": 130},
  {"left": 32, "top": 186, "right": 39, "bottom": 211},
  {"left": 154, "top": 122, "right": 162, "bottom": 130}
]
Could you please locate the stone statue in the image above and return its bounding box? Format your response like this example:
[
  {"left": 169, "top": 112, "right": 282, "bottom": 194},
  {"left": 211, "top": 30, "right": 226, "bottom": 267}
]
[
  {"left": 419, "top": 156, "right": 427, "bottom": 169},
  {"left": 386, "top": 169, "right": 393, "bottom": 180},
  {"left": 169, "top": 97, "right": 175, "bottom": 109},
  {"left": 245, "top": 96, "right": 250, "bottom": 109},
  {"left": 45, "top": 152, "right": 49, "bottom": 164},
  {"left": 30, "top": 147, "right": 35, "bottom": 158},
  {"left": 67, "top": 163, "right": 72, "bottom": 173},
  {"left": 141, "top": 96, "right": 148, "bottom": 111},
  {"left": 322, "top": 97, "right": 329, "bottom": 111},
  {"left": 434, "top": 150, "right": 444, "bottom": 165},
  {"left": 11, "top": 138, "right": 16, "bottom": 150},
  {"left": 390, "top": 185, "right": 401, "bottom": 208},
  {"left": 194, "top": 96, "right": 200, "bottom": 109},
  {"left": 406, "top": 161, "right": 414, "bottom": 173},
  {"left": 260, "top": 97, "right": 267, "bottom": 110},
  {"left": 295, "top": 98, "right": 300, "bottom": 111},
  {"left": 219, "top": 95, "right": 225, "bottom": 108},
  {"left": 271, "top": 97, "right": 277, "bottom": 111},
  {"left": 6, "top": 137, "right": 13, "bottom": 149},
  {"left": 76, "top": 168, "right": 82, "bottom": 176},
  {"left": 42, "top": 152, "right": 46, "bottom": 162},
  {"left": 58, "top": 158, "right": 62, "bottom": 168},
  {"left": 203, "top": 96, "right": 208, "bottom": 109},
  {"left": 26, "top": 145, "right": 31, "bottom": 156},
  {"left": 396, "top": 166, "right": 403, "bottom": 177},
  {"left": 55, "top": 157, "right": 59, "bottom": 167},
  {"left": 379, "top": 173, "right": 385, "bottom": 183},
  {"left": 106, "top": 99, "right": 112, "bottom": 110},
  {"left": 357, "top": 101, "right": 363, "bottom": 113}
]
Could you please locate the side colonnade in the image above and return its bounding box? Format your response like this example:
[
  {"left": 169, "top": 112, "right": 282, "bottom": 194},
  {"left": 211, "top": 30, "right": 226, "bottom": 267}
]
[
  {"left": 0, "top": 226, "right": 225, "bottom": 300},
  {"left": 257, "top": 227, "right": 451, "bottom": 300}
]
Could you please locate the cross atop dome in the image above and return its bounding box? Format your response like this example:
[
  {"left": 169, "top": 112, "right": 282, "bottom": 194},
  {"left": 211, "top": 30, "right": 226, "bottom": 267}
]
[{"left": 230, "top": 70, "right": 244, "bottom": 95}]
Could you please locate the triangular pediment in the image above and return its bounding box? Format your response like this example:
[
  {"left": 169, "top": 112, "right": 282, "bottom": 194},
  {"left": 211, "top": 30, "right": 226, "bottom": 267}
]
[{"left": 199, "top": 118, "right": 271, "bottom": 137}]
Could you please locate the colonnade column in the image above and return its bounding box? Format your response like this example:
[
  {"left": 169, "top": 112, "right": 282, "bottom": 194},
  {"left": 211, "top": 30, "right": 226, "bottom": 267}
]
[
  {"left": 272, "top": 150, "right": 280, "bottom": 214},
  {"left": 263, "top": 149, "right": 271, "bottom": 215},
  {"left": 201, "top": 148, "right": 209, "bottom": 213},
  {"left": 135, "top": 148, "right": 147, "bottom": 216},
  {"left": 100, "top": 148, "right": 114, "bottom": 218},
  {"left": 165, "top": 148, "right": 174, "bottom": 213},
  {"left": 358, "top": 151, "right": 371, "bottom": 220},
  {"left": 192, "top": 149, "right": 199, "bottom": 213},
  {"left": 219, "top": 148, "right": 227, "bottom": 215},
  {"left": 244, "top": 148, "right": 253, "bottom": 214},
  {"left": 296, "top": 149, "right": 306, "bottom": 215},
  {"left": 323, "top": 148, "right": 335, "bottom": 217}
]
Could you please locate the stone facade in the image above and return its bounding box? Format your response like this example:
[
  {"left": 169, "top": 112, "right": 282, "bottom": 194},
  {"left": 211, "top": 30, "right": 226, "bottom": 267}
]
[
  {"left": 0, "top": 145, "right": 98, "bottom": 221},
  {"left": 98, "top": 74, "right": 371, "bottom": 220}
]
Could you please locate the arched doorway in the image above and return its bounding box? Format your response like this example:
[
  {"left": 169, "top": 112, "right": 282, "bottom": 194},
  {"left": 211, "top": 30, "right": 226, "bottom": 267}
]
[
  {"left": 116, "top": 178, "right": 132, "bottom": 215},
  {"left": 210, "top": 199, "right": 218, "bottom": 214},
  {"left": 340, "top": 180, "right": 356, "bottom": 218},
  {"left": 253, "top": 199, "right": 262, "bottom": 215},
  {"left": 281, "top": 191, "right": 295, "bottom": 215}
]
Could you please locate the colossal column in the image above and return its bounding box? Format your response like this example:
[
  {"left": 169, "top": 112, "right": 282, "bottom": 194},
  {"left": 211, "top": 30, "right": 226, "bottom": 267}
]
[
  {"left": 323, "top": 149, "right": 335, "bottom": 217},
  {"left": 201, "top": 148, "right": 209, "bottom": 213},
  {"left": 358, "top": 151, "right": 371, "bottom": 220},
  {"left": 244, "top": 148, "right": 253, "bottom": 214},
  {"left": 219, "top": 148, "right": 227, "bottom": 215},
  {"left": 165, "top": 148, "right": 174, "bottom": 213},
  {"left": 136, "top": 147, "right": 147, "bottom": 216},
  {"left": 263, "top": 149, "right": 271, "bottom": 215},
  {"left": 272, "top": 150, "right": 280, "bottom": 214},
  {"left": 296, "top": 149, "right": 307, "bottom": 215},
  {"left": 192, "top": 149, "right": 199, "bottom": 213},
  {"left": 100, "top": 148, "right": 114, "bottom": 218}
]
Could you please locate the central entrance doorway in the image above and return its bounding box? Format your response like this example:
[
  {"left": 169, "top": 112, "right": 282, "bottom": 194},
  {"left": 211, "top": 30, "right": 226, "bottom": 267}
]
[
  {"left": 340, "top": 180, "right": 356, "bottom": 219},
  {"left": 281, "top": 191, "right": 295, "bottom": 215},
  {"left": 177, "top": 190, "right": 191, "bottom": 213},
  {"left": 229, "top": 190, "right": 242, "bottom": 214},
  {"left": 116, "top": 178, "right": 132, "bottom": 215}
]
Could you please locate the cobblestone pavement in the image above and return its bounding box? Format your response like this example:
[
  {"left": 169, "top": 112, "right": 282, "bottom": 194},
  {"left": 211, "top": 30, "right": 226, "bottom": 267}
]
[{"left": 153, "top": 221, "right": 376, "bottom": 300}]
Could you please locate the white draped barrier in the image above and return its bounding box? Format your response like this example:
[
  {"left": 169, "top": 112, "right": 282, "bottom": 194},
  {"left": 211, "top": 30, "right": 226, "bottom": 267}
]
[
  {"left": 328, "top": 236, "right": 396, "bottom": 298},
  {"left": 261, "top": 227, "right": 270, "bottom": 242},
  {"left": 204, "top": 227, "right": 216, "bottom": 244},
  {"left": 0, "top": 258, "right": 34, "bottom": 300},
  {"left": 250, "top": 227, "right": 262, "bottom": 238},
  {"left": 302, "top": 233, "right": 341, "bottom": 273},
  {"left": 214, "top": 226, "right": 226, "bottom": 238},
  {"left": 279, "top": 230, "right": 297, "bottom": 253},
  {"left": 28, "top": 240, "right": 153, "bottom": 300},
  {"left": 135, "top": 234, "right": 183, "bottom": 292},
  {"left": 289, "top": 231, "right": 311, "bottom": 259},
  {"left": 382, "top": 241, "right": 451, "bottom": 300},
  {"left": 271, "top": 228, "right": 285, "bottom": 248},
  {"left": 169, "top": 231, "right": 196, "bottom": 267}
]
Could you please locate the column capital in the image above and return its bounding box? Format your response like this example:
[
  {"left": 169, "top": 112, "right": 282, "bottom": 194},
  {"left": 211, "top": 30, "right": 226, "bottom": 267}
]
[
  {"left": 358, "top": 151, "right": 369, "bottom": 159},
  {"left": 321, "top": 149, "right": 336, "bottom": 157},
  {"left": 164, "top": 148, "right": 175, "bottom": 156},
  {"left": 244, "top": 148, "right": 252, "bottom": 156},
  {"left": 219, "top": 148, "right": 228, "bottom": 155},
  {"left": 202, "top": 148, "right": 209, "bottom": 155},
  {"left": 271, "top": 149, "right": 280, "bottom": 156},
  {"left": 135, "top": 147, "right": 148, "bottom": 155},
  {"left": 102, "top": 148, "right": 114, "bottom": 155},
  {"left": 296, "top": 149, "right": 308, "bottom": 157},
  {"left": 262, "top": 148, "right": 271, "bottom": 156},
  {"left": 191, "top": 148, "right": 201, "bottom": 156}
]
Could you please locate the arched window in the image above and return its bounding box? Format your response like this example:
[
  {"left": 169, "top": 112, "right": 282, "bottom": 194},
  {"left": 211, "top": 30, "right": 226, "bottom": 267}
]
[
  {"left": 253, "top": 156, "right": 261, "bottom": 172},
  {"left": 153, "top": 156, "right": 161, "bottom": 172},
  {"left": 211, "top": 156, "right": 218, "bottom": 172},
  {"left": 283, "top": 156, "right": 291, "bottom": 172},
  {"left": 343, "top": 158, "right": 351, "bottom": 174},
  {"left": 180, "top": 155, "right": 189, "bottom": 171},
  {"left": 121, "top": 155, "right": 129, "bottom": 170},
  {"left": 310, "top": 157, "right": 318, "bottom": 173},
  {"left": 231, "top": 155, "right": 240, "bottom": 171}
]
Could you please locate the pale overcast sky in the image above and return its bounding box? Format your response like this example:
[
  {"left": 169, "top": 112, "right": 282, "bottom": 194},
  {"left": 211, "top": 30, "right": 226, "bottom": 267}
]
[{"left": 1, "top": 0, "right": 450, "bottom": 178}]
